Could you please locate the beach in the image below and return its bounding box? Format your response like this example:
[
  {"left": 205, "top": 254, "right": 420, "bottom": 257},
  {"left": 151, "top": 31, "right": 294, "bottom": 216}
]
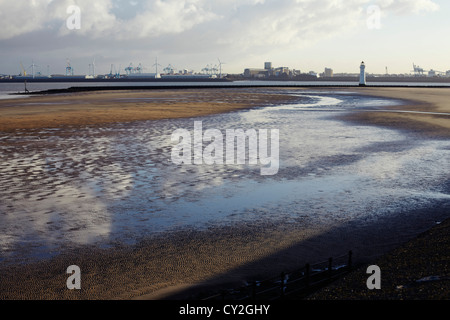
[
  {"left": 340, "top": 87, "right": 450, "bottom": 138},
  {"left": 0, "top": 88, "right": 300, "bottom": 132},
  {"left": 1, "top": 86, "right": 449, "bottom": 137},
  {"left": 309, "top": 215, "right": 450, "bottom": 300},
  {"left": 0, "top": 86, "right": 449, "bottom": 300}
]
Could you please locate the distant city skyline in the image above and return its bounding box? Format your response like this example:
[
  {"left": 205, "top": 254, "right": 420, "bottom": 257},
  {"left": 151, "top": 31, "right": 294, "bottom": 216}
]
[{"left": 1, "top": 0, "right": 449, "bottom": 76}]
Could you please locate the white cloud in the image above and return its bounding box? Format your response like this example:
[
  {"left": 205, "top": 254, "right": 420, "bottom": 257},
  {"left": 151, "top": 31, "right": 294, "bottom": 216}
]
[
  {"left": 0, "top": 0, "right": 53, "bottom": 40},
  {"left": 213, "top": 0, "right": 367, "bottom": 49},
  {"left": 376, "top": 0, "right": 439, "bottom": 14},
  {"left": 0, "top": 0, "right": 442, "bottom": 73},
  {"left": 0, "top": 0, "right": 117, "bottom": 40},
  {"left": 0, "top": 0, "right": 440, "bottom": 40},
  {"left": 49, "top": 0, "right": 117, "bottom": 37},
  {"left": 119, "top": 0, "right": 219, "bottom": 39}
]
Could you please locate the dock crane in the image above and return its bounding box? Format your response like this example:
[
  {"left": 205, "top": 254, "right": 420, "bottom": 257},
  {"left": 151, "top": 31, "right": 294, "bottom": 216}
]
[
  {"left": 20, "top": 62, "right": 27, "bottom": 76},
  {"left": 412, "top": 63, "right": 446, "bottom": 77},
  {"left": 412, "top": 63, "right": 424, "bottom": 76},
  {"left": 202, "top": 64, "right": 210, "bottom": 74},
  {"left": 163, "top": 64, "right": 175, "bottom": 74},
  {"left": 136, "top": 63, "right": 144, "bottom": 74},
  {"left": 125, "top": 63, "right": 134, "bottom": 75},
  {"left": 211, "top": 64, "right": 219, "bottom": 75},
  {"left": 65, "top": 59, "right": 74, "bottom": 76}
]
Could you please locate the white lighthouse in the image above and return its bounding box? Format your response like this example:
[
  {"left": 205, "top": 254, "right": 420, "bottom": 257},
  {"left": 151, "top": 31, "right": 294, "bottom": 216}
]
[{"left": 359, "top": 61, "right": 366, "bottom": 86}]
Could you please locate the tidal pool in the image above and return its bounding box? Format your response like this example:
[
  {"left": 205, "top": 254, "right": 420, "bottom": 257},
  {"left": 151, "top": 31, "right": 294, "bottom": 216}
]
[{"left": 0, "top": 89, "right": 449, "bottom": 262}]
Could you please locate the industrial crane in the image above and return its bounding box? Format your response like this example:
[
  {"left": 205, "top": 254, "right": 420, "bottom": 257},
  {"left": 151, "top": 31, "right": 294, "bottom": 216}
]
[
  {"left": 66, "top": 59, "right": 74, "bottom": 76},
  {"left": 163, "top": 64, "right": 175, "bottom": 74},
  {"left": 412, "top": 63, "right": 424, "bottom": 76},
  {"left": 125, "top": 63, "right": 134, "bottom": 75},
  {"left": 20, "top": 62, "right": 27, "bottom": 76},
  {"left": 412, "top": 63, "right": 446, "bottom": 77},
  {"left": 136, "top": 63, "right": 144, "bottom": 73}
]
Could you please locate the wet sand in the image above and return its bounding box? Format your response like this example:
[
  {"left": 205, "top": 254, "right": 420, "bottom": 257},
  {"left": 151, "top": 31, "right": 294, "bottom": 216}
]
[
  {"left": 0, "top": 88, "right": 300, "bottom": 132},
  {"left": 309, "top": 87, "right": 450, "bottom": 300},
  {"left": 1, "top": 86, "right": 449, "bottom": 136},
  {"left": 0, "top": 87, "right": 449, "bottom": 300},
  {"left": 309, "top": 215, "right": 450, "bottom": 300},
  {"left": 339, "top": 87, "right": 450, "bottom": 138}
]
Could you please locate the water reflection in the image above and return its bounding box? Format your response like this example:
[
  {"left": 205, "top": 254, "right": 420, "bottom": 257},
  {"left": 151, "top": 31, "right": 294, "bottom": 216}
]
[{"left": 0, "top": 90, "right": 448, "bottom": 261}]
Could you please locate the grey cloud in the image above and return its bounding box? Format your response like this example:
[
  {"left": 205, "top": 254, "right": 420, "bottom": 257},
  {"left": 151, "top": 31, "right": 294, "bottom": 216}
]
[{"left": 0, "top": 0, "right": 441, "bottom": 74}]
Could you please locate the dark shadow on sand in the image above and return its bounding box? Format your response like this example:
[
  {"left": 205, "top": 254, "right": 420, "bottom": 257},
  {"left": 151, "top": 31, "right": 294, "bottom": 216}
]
[{"left": 160, "top": 198, "right": 450, "bottom": 300}]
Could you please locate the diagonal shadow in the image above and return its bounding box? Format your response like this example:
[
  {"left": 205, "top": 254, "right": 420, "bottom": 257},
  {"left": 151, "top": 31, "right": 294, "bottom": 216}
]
[{"left": 157, "top": 199, "right": 449, "bottom": 300}]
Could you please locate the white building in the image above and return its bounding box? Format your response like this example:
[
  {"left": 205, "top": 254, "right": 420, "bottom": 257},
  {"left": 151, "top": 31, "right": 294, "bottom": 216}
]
[{"left": 359, "top": 61, "right": 366, "bottom": 86}]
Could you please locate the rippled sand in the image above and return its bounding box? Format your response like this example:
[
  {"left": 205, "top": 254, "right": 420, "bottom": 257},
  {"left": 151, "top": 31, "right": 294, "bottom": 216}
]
[
  {"left": 0, "top": 87, "right": 449, "bottom": 300},
  {"left": 0, "top": 88, "right": 300, "bottom": 131}
]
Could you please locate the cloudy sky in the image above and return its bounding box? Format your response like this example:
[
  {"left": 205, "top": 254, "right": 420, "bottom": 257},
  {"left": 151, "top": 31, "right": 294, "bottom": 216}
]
[{"left": 0, "top": 0, "right": 448, "bottom": 76}]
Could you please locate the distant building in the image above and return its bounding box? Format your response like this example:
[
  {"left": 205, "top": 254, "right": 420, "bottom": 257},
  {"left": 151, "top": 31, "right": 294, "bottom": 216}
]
[
  {"left": 244, "top": 68, "right": 269, "bottom": 78},
  {"left": 273, "top": 67, "right": 290, "bottom": 77},
  {"left": 181, "top": 69, "right": 193, "bottom": 75},
  {"left": 324, "top": 67, "right": 333, "bottom": 77},
  {"left": 127, "top": 73, "right": 161, "bottom": 79},
  {"left": 243, "top": 62, "right": 293, "bottom": 78}
]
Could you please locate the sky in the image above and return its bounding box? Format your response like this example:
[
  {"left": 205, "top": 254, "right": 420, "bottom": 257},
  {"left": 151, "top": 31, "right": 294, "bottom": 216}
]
[{"left": 0, "top": 0, "right": 449, "bottom": 76}]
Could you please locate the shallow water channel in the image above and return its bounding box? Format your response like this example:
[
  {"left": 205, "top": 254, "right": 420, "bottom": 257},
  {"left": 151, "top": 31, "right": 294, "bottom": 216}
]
[{"left": 1, "top": 89, "right": 449, "bottom": 262}]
